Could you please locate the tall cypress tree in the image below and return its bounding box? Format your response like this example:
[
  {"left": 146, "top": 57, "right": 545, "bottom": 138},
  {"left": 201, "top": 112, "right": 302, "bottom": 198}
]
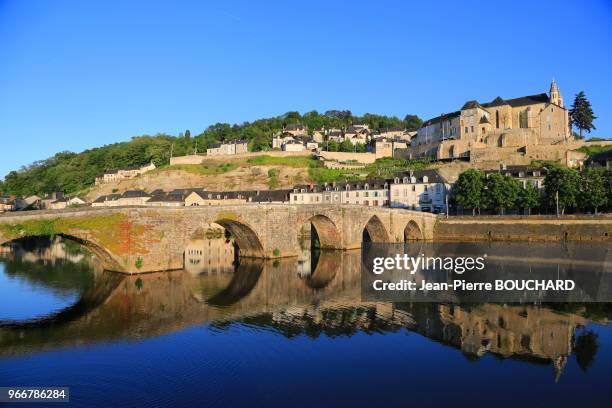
[{"left": 570, "top": 91, "right": 596, "bottom": 139}]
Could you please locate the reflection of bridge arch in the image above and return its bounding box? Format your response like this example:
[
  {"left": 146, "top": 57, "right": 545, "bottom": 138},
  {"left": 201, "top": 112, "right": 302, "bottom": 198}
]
[
  {"left": 0, "top": 271, "right": 124, "bottom": 329},
  {"left": 214, "top": 219, "right": 264, "bottom": 258},
  {"left": 304, "top": 250, "right": 341, "bottom": 289},
  {"left": 363, "top": 215, "right": 390, "bottom": 242},
  {"left": 404, "top": 220, "right": 423, "bottom": 241},
  {"left": 1, "top": 233, "right": 124, "bottom": 272},
  {"left": 308, "top": 215, "right": 342, "bottom": 249},
  {"left": 206, "top": 259, "right": 264, "bottom": 306}
]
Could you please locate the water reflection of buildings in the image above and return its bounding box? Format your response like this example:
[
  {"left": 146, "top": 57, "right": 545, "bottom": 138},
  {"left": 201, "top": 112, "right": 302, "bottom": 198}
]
[
  {"left": 1, "top": 236, "right": 100, "bottom": 271},
  {"left": 184, "top": 224, "right": 236, "bottom": 275},
  {"left": 1, "top": 244, "right": 610, "bottom": 381},
  {"left": 435, "top": 304, "right": 581, "bottom": 380},
  {"left": 261, "top": 301, "right": 590, "bottom": 379}
]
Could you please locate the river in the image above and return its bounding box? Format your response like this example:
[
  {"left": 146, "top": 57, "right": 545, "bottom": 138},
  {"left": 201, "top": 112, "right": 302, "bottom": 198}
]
[{"left": 0, "top": 236, "right": 611, "bottom": 407}]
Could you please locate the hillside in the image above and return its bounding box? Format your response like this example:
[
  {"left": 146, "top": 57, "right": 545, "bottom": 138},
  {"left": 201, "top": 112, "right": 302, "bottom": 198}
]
[
  {"left": 0, "top": 110, "right": 422, "bottom": 196},
  {"left": 84, "top": 155, "right": 314, "bottom": 199},
  {"left": 81, "top": 154, "right": 435, "bottom": 199}
]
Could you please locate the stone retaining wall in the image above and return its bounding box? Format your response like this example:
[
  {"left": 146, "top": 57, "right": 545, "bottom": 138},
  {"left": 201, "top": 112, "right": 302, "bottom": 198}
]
[{"left": 435, "top": 217, "right": 612, "bottom": 242}]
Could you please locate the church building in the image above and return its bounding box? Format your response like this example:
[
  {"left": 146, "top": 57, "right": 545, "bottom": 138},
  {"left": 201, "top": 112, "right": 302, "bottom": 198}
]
[{"left": 410, "top": 81, "right": 570, "bottom": 161}]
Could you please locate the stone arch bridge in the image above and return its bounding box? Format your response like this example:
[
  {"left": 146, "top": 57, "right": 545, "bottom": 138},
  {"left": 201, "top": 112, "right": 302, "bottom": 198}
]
[{"left": 0, "top": 205, "right": 437, "bottom": 273}]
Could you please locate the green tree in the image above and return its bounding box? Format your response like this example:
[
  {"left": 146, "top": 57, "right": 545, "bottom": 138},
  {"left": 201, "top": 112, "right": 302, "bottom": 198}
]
[
  {"left": 544, "top": 166, "right": 581, "bottom": 215},
  {"left": 184, "top": 129, "right": 191, "bottom": 140},
  {"left": 606, "top": 170, "right": 612, "bottom": 209},
  {"left": 326, "top": 140, "right": 339, "bottom": 152},
  {"left": 580, "top": 167, "right": 607, "bottom": 214},
  {"left": 519, "top": 182, "right": 540, "bottom": 215},
  {"left": 570, "top": 91, "right": 596, "bottom": 139},
  {"left": 484, "top": 173, "right": 520, "bottom": 215},
  {"left": 403, "top": 114, "right": 423, "bottom": 129},
  {"left": 249, "top": 135, "right": 271, "bottom": 152},
  {"left": 339, "top": 139, "right": 355, "bottom": 152},
  {"left": 453, "top": 169, "right": 485, "bottom": 216}
]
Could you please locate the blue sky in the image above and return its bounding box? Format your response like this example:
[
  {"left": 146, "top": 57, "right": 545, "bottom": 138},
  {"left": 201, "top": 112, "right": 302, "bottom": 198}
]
[{"left": 1, "top": 0, "right": 611, "bottom": 178}]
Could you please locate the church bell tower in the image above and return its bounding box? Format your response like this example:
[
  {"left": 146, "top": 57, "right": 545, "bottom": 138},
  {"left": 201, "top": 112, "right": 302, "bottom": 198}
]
[{"left": 549, "top": 79, "right": 564, "bottom": 107}]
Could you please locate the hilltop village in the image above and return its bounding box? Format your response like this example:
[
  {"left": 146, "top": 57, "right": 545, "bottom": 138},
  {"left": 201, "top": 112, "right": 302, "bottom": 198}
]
[{"left": 1, "top": 81, "right": 610, "bottom": 216}]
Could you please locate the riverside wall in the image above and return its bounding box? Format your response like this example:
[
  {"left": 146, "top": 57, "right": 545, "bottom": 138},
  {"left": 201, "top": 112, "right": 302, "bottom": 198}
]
[{"left": 434, "top": 216, "right": 612, "bottom": 242}]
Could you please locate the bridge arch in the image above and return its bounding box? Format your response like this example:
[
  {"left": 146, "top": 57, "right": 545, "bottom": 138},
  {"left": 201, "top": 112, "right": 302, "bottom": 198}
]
[
  {"left": 307, "top": 215, "right": 342, "bottom": 249},
  {"left": 363, "top": 215, "right": 390, "bottom": 243},
  {"left": 404, "top": 220, "right": 423, "bottom": 241},
  {"left": 214, "top": 218, "right": 264, "bottom": 258}
]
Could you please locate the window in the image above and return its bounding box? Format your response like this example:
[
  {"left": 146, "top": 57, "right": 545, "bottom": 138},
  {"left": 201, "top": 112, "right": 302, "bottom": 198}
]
[
  {"left": 471, "top": 126, "right": 474, "bottom": 133},
  {"left": 412, "top": 185, "right": 416, "bottom": 191},
  {"left": 495, "top": 111, "right": 499, "bottom": 128},
  {"left": 465, "top": 126, "right": 468, "bottom": 133}
]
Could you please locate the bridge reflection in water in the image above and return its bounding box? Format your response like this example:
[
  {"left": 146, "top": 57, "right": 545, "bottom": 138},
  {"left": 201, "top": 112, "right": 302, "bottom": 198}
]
[{"left": 1, "top": 236, "right": 610, "bottom": 382}]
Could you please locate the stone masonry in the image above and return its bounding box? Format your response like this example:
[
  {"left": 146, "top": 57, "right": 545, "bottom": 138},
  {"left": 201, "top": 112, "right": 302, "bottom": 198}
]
[{"left": 0, "top": 205, "right": 437, "bottom": 274}]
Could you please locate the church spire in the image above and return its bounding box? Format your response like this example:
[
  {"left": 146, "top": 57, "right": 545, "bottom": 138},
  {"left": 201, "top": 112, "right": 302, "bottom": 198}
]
[{"left": 550, "top": 79, "right": 564, "bottom": 107}]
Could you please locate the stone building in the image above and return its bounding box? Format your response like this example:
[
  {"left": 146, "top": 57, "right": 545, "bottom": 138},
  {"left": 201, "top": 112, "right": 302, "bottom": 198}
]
[
  {"left": 484, "top": 165, "right": 548, "bottom": 190},
  {"left": 272, "top": 135, "right": 319, "bottom": 152},
  {"left": 388, "top": 170, "right": 449, "bottom": 213},
  {"left": 0, "top": 197, "right": 15, "bottom": 212},
  {"left": 291, "top": 179, "right": 390, "bottom": 207},
  {"left": 185, "top": 189, "right": 291, "bottom": 206},
  {"left": 48, "top": 196, "right": 87, "bottom": 210},
  {"left": 410, "top": 81, "right": 571, "bottom": 162},
  {"left": 146, "top": 192, "right": 186, "bottom": 207},
  {"left": 282, "top": 124, "right": 307, "bottom": 137},
  {"left": 343, "top": 125, "right": 370, "bottom": 145},
  {"left": 206, "top": 140, "right": 248, "bottom": 156},
  {"left": 95, "top": 162, "right": 156, "bottom": 185},
  {"left": 589, "top": 150, "right": 612, "bottom": 170},
  {"left": 91, "top": 194, "right": 120, "bottom": 207},
  {"left": 185, "top": 190, "right": 251, "bottom": 206},
  {"left": 290, "top": 170, "right": 449, "bottom": 212}
]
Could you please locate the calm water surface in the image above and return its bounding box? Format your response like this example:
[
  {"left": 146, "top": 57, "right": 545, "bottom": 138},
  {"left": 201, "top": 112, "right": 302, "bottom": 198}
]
[{"left": 1, "top": 236, "right": 611, "bottom": 407}]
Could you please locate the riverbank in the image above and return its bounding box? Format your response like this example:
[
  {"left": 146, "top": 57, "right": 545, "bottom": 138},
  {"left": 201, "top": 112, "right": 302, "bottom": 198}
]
[{"left": 435, "top": 215, "right": 612, "bottom": 242}]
